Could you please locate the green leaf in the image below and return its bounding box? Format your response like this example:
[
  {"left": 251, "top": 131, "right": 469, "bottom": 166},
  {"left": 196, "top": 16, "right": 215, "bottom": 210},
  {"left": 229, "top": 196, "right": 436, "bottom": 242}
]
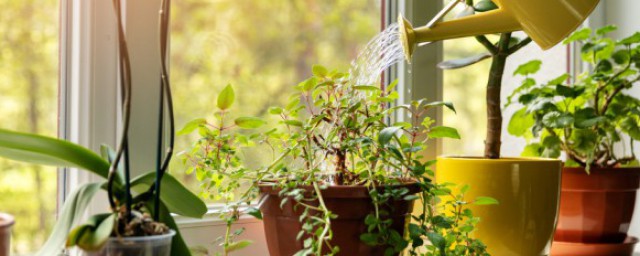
[
  {"left": 100, "top": 145, "right": 124, "bottom": 186},
  {"left": 226, "top": 240, "right": 253, "bottom": 253},
  {"left": 146, "top": 200, "right": 192, "bottom": 256},
  {"left": 513, "top": 60, "right": 542, "bottom": 76},
  {"left": 474, "top": 0, "right": 497, "bottom": 12},
  {"left": 0, "top": 129, "right": 110, "bottom": 179},
  {"left": 428, "top": 126, "right": 461, "bottom": 139},
  {"left": 564, "top": 28, "right": 592, "bottom": 44},
  {"left": 619, "top": 32, "right": 640, "bottom": 45},
  {"left": 131, "top": 172, "right": 207, "bottom": 218},
  {"left": 247, "top": 207, "right": 263, "bottom": 220},
  {"left": 217, "top": 84, "right": 235, "bottom": 110},
  {"left": 508, "top": 108, "right": 534, "bottom": 137},
  {"left": 424, "top": 101, "right": 456, "bottom": 114},
  {"left": 542, "top": 112, "right": 574, "bottom": 128},
  {"left": 474, "top": 196, "right": 499, "bottom": 205},
  {"left": 556, "top": 85, "right": 585, "bottom": 98},
  {"left": 353, "top": 85, "right": 381, "bottom": 91},
  {"left": 621, "top": 117, "right": 640, "bottom": 140},
  {"left": 378, "top": 126, "right": 402, "bottom": 146},
  {"left": 72, "top": 213, "right": 115, "bottom": 251},
  {"left": 312, "top": 65, "right": 328, "bottom": 77},
  {"left": 234, "top": 117, "right": 266, "bottom": 129},
  {"left": 571, "top": 129, "right": 598, "bottom": 155},
  {"left": 360, "top": 233, "right": 379, "bottom": 246},
  {"left": 178, "top": 118, "right": 206, "bottom": 135},
  {"left": 284, "top": 120, "right": 303, "bottom": 127},
  {"left": 36, "top": 183, "right": 103, "bottom": 256},
  {"left": 574, "top": 108, "right": 606, "bottom": 129},
  {"left": 437, "top": 53, "right": 491, "bottom": 70},
  {"left": 521, "top": 143, "right": 542, "bottom": 157},
  {"left": 596, "top": 25, "right": 617, "bottom": 36},
  {"left": 425, "top": 232, "right": 446, "bottom": 251}
]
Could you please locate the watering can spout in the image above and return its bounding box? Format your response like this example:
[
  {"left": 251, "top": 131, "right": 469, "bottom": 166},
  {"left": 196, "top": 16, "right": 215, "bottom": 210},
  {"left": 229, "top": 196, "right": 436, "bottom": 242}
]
[{"left": 399, "top": 0, "right": 601, "bottom": 61}]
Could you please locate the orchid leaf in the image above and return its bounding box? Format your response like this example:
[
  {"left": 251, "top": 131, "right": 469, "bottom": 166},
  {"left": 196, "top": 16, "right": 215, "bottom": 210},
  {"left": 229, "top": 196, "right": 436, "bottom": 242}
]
[{"left": 131, "top": 172, "right": 207, "bottom": 218}]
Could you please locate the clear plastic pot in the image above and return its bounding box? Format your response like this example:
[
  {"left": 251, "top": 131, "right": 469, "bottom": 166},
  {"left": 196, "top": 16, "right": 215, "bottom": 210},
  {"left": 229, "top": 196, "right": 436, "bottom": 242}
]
[{"left": 86, "top": 230, "right": 175, "bottom": 256}]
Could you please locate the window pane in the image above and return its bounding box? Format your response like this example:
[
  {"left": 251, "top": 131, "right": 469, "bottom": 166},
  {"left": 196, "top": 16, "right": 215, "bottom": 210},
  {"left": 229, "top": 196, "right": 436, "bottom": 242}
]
[
  {"left": 0, "top": 0, "right": 59, "bottom": 253},
  {"left": 170, "top": 1, "right": 381, "bottom": 201}
]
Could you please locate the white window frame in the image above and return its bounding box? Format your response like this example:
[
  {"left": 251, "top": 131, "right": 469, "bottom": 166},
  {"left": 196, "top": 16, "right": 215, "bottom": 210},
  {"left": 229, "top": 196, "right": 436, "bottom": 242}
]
[{"left": 58, "top": 0, "right": 441, "bottom": 253}]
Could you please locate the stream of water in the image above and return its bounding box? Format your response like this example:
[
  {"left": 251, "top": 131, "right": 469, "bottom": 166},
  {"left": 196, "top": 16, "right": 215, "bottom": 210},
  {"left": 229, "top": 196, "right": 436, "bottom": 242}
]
[{"left": 349, "top": 23, "right": 405, "bottom": 86}]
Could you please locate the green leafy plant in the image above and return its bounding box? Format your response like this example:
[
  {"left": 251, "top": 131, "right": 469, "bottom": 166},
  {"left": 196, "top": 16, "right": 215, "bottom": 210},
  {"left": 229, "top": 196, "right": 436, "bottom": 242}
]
[
  {"left": 0, "top": 0, "right": 207, "bottom": 255},
  {"left": 181, "top": 65, "right": 495, "bottom": 256},
  {"left": 507, "top": 26, "right": 640, "bottom": 169},
  {"left": 438, "top": 0, "right": 533, "bottom": 158}
]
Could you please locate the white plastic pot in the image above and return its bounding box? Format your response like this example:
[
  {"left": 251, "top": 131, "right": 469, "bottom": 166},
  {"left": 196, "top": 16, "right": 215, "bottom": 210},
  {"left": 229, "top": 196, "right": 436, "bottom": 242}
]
[{"left": 86, "top": 230, "right": 175, "bottom": 256}]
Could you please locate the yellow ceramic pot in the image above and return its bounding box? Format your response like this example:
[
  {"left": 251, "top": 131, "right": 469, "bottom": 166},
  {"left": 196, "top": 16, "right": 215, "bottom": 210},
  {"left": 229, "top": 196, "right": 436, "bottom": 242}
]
[{"left": 436, "top": 157, "right": 562, "bottom": 256}]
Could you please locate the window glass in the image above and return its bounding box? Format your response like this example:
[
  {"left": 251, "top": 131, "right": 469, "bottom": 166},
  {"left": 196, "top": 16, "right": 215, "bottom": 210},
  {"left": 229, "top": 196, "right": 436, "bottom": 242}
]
[
  {"left": 0, "top": 0, "right": 59, "bottom": 253},
  {"left": 170, "top": 1, "right": 381, "bottom": 201}
]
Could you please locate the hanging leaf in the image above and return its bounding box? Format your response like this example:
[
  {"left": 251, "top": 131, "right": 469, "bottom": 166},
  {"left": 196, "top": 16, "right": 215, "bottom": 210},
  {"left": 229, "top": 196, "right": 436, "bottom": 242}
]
[
  {"left": 513, "top": 60, "right": 542, "bottom": 76},
  {"left": 437, "top": 53, "right": 491, "bottom": 70},
  {"left": 217, "top": 84, "right": 235, "bottom": 110},
  {"left": 423, "top": 101, "right": 457, "bottom": 113},
  {"left": 226, "top": 240, "right": 253, "bottom": 253},
  {"left": 0, "top": 129, "right": 110, "bottom": 179}
]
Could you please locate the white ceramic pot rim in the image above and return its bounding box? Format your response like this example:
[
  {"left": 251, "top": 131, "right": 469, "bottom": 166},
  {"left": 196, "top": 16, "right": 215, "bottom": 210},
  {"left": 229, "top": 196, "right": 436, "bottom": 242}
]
[
  {"left": 0, "top": 213, "right": 15, "bottom": 228},
  {"left": 106, "top": 229, "right": 175, "bottom": 242}
]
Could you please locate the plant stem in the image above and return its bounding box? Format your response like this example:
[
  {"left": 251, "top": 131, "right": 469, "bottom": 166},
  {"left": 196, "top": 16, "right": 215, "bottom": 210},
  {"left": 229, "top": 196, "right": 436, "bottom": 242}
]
[{"left": 484, "top": 33, "right": 511, "bottom": 159}]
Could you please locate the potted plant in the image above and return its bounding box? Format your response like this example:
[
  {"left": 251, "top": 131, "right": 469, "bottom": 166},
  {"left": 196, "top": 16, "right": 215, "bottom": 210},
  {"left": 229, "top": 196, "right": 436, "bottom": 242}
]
[
  {"left": 407, "top": 1, "right": 565, "bottom": 255},
  {"left": 180, "top": 66, "right": 497, "bottom": 255},
  {"left": 0, "top": 0, "right": 207, "bottom": 255},
  {"left": 507, "top": 26, "right": 640, "bottom": 255},
  {"left": 0, "top": 213, "right": 13, "bottom": 256}
]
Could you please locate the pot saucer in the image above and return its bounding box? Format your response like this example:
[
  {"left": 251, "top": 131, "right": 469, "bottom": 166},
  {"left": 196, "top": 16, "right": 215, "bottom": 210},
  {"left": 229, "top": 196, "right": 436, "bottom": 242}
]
[{"left": 551, "top": 236, "right": 638, "bottom": 256}]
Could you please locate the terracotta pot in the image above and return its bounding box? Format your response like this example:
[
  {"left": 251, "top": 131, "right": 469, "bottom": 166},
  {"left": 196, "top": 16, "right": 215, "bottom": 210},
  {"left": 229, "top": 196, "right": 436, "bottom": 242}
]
[
  {"left": 436, "top": 157, "right": 562, "bottom": 256},
  {"left": 259, "top": 183, "right": 420, "bottom": 256},
  {"left": 0, "top": 213, "right": 14, "bottom": 256},
  {"left": 554, "top": 166, "right": 640, "bottom": 243}
]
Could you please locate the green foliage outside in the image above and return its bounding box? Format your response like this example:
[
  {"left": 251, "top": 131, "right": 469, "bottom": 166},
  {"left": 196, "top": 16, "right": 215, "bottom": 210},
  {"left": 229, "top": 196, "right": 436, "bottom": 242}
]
[
  {"left": 507, "top": 26, "right": 640, "bottom": 169},
  {"left": 0, "top": 0, "right": 58, "bottom": 254},
  {"left": 169, "top": 0, "right": 382, "bottom": 200}
]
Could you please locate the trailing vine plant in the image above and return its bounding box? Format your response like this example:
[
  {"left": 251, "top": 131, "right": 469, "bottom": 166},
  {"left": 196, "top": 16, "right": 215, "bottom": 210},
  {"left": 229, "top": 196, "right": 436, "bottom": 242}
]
[{"left": 181, "top": 65, "right": 496, "bottom": 255}]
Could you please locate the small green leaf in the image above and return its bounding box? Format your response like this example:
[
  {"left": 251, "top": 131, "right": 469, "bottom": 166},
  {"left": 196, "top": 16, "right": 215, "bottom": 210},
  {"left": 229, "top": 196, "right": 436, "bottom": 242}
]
[
  {"left": 474, "top": 0, "right": 498, "bottom": 12},
  {"left": 428, "top": 126, "right": 461, "bottom": 139},
  {"left": 619, "top": 32, "right": 640, "bottom": 45},
  {"left": 522, "top": 143, "right": 542, "bottom": 157},
  {"left": 268, "top": 107, "right": 283, "bottom": 115},
  {"left": 564, "top": 28, "right": 592, "bottom": 44},
  {"left": 177, "top": 118, "right": 206, "bottom": 135},
  {"left": 474, "top": 196, "right": 499, "bottom": 205},
  {"left": 437, "top": 53, "right": 491, "bottom": 70},
  {"left": 247, "top": 207, "right": 263, "bottom": 220},
  {"left": 226, "top": 240, "right": 252, "bottom": 253},
  {"left": 353, "top": 85, "right": 380, "bottom": 91},
  {"left": 425, "top": 232, "right": 446, "bottom": 251},
  {"left": 424, "top": 101, "right": 456, "bottom": 114},
  {"left": 312, "top": 65, "right": 328, "bottom": 77},
  {"left": 217, "top": 84, "right": 235, "bottom": 110},
  {"left": 379, "top": 126, "right": 402, "bottom": 146},
  {"left": 234, "top": 117, "right": 266, "bottom": 129},
  {"left": 284, "top": 120, "right": 303, "bottom": 127},
  {"left": 542, "top": 112, "right": 574, "bottom": 128},
  {"left": 596, "top": 25, "right": 617, "bottom": 36},
  {"left": 360, "top": 233, "right": 378, "bottom": 246},
  {"left": 508, "top": 108, "right": 535, "bottom": 137},
  {"left": 513, "top": 60, "right": 542, "bottom": 76},
  {"left": 574, "top": 108, "right": 606, "bottom": 129}
]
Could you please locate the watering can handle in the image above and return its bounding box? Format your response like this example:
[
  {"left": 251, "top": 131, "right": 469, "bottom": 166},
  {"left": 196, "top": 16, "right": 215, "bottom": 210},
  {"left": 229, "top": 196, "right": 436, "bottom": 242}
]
[{"left": 413, "top": 8, "right": 521, "bottom": 43}]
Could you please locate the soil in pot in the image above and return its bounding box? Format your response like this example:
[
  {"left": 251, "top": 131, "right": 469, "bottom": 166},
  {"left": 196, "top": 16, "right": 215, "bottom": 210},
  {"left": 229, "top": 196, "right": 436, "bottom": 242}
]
[
  {"left": 554, "top": 166, "right": 640, "bottom": 243},
  {"left": 259, "top": 183, "right": 420, "bottom": 256},
  {"left": 0, "top": 213, "right": 14, "bottom": 256}
]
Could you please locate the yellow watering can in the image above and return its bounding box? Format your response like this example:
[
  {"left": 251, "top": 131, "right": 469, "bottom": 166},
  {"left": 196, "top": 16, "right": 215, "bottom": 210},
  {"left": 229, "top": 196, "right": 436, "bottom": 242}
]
[{"left": 399, "top": 0, "right": 600, "bottom": 60}]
